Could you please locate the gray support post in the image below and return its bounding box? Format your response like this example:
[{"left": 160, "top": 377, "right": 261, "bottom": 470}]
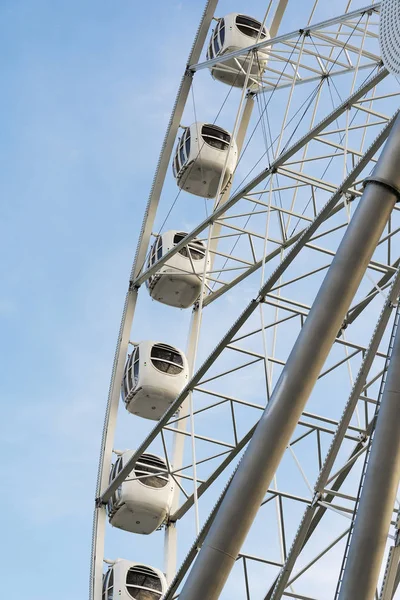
[
  {"left": 178, "top": 114, "right": 400, "bottom": 600},
  {"left": 269, "top": 0, "right": 288, "bottom": 37},
  {"left": 338, "top": 324, "right": 400, "bottom": 598},
  {"left": 380, "top": 543, "right": 400, "bottom": 599}
]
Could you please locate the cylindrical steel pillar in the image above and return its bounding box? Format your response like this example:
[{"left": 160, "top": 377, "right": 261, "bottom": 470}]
[
  {"left": 178, "top": 114, "right": 400, "bottom": 600},
  {"left": 338, "top": 316, "right": 400, "bottom": 599}
]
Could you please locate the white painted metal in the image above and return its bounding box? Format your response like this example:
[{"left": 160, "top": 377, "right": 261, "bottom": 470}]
[
  {"left": 191, "top": 4, "right": 381, "bottom": 77},
  {"left": 91, "top": 294, "right": 135, "bottom": 600}
]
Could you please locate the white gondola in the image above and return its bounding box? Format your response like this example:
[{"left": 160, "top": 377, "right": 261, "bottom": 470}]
[
  {"left": 146, "top": 230, "right": 209, "bottom": 308},
  {"left": 107, "top": 450, "right": 174, "bottom": 535},
  {"left": 172, "top": 122, "right": 237, "bottom": 198},
  {"left": 206, "top": 13, "right": 270, "bottom": 88},
  {"left": 121, "top": 340, "right": 189, "bottom": 420},
  {"left": 102, "top": 558, "right": 167, "bottom": 600}
]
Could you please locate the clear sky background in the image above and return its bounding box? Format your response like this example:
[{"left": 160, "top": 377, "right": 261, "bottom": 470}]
[
  {"left": 0, "top": 2, "right": 204, "bottom": 598},
  {"left": 0, "top": 1, "right": 384, "bottom": 599}
]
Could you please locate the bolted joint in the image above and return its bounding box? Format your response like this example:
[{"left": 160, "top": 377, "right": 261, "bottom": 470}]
[
  {"left": 358, "top": 431, "right": 368, "bottom": 443},
  {"left": 246, "top": 89, "right": 257, "bottom": 100},
  {"left": 337, "top": 319, "right": 348, "bottom": 338},
  {"left": 311, "top": 491, "right": 322, "bottom": 506},
  {"left": 395, "top": 527, "right": 400, "bottom": 546},
  {"left": 129, "top": 280, "right": 140, "bottom": 291}
]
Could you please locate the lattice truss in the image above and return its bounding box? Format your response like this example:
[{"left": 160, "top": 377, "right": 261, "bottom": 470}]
[
  {"left": 198, "top": 2, "right": 382, "bottom": 92},
  {"left": 93, "top": 2, "right": 400, "bottom": 600}
]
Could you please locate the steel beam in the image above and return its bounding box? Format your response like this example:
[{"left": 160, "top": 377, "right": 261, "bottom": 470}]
[
  {"left": 204, "top": 114, "right": 395, "bottom": 308},
  {"left": 90, "top": 292, "right": 135, "bottom": 600},
  {"left": 177, "top": 114, "right": 400, "bottom": 600},
  {"left": 346, "top": 257, "right": 400, "bottom": 326},
  {"left": 380, "top": 544, "right": 400, "bottom": 599},
  {"left": 270, "top": 0, "right": 288, "bottom": 38},
  {"left": 189, "top": 4, "right": 381, "bottom": 73},
  {"left": 259, "top": 62, "right": 383, "bottom": 94},
  {"left": 266, "top": 211, "right": 400, "bottom": 598},
  {"left": 166, "top": 273, "right": 397, "bottom": 600},
  {"left": 338, "top": 328, "right": 400, "bottom": 596},
  {"left": 164, "top": 307, "right": 202, "bottom": 582}
]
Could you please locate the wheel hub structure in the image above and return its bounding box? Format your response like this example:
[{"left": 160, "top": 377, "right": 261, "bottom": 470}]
[{"left": 90, "top": 2, "right": 400, "bottom": 599}]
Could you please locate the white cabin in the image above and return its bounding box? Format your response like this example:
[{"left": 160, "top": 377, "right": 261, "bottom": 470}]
[
  {"left": 107, "top": 451, "right": 174, "bottom": 535},
  {"left": 146, "top": 230, "right": 209, "bottom": 308},
  {"left": 121, "top": 340, "right": 189, "bottom": 420},
  {"left": 102, "top": 559, "right": 167, "bottom": 600},
  {"left": 172, "top": 122, "right": 237, "bottom": 198},
  {"left": 207, "top": 13, "right": 270, "bottom": 88}
]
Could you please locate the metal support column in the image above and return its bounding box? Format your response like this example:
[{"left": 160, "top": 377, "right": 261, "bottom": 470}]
[
  {"left": 338, "top": 318, "right": 400, "bottom": 599},
  {"left": 178, "top": 114, "right": 400, "bottom": 600},
  {"left": 380, "top": 532, "right": 400, "bottom": 600}
]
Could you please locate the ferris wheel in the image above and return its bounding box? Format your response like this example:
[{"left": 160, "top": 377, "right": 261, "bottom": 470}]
[{"left": 89, "top": 0, "right": 400, "bottom": 598}]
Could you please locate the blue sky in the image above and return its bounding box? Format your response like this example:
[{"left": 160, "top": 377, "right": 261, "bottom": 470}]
[
  {"left": 0, "top": 1, "right": 389, "bottom": 599},
  {"left": 0, "top": 2, "right": 205, "bottom": 598}
]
